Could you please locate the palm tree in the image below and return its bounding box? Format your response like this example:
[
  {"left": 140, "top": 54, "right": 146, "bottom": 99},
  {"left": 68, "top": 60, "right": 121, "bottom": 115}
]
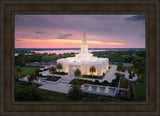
[
  {"left": 74, "top": 69, "right": 81, "bottom": 80},
  {"left": 56, "top": 63, "right": 62, "bottom": 72},
  {"left": 16, "top": 68, "right": 22, "bottom": 77},
  {"left": 28, "top": 73, "right": 37, "bottom": 85},
  {"left": 117, "top": 62, "right": 123, "bottom": 73},
  {"left": 89, "top": 66, "right": 96, "bottom": 77},
  {"left": 137, "top": 67, "right": 144, "bottom": 80},
  {"left": 71, "top": 79, "right": 79, "bottom": 86},
  {"left": 67, "top": 86, "right": 83, "bottom": 101},
  {"left": 49, "top": 66, "right": 56, "bottom": 79}
]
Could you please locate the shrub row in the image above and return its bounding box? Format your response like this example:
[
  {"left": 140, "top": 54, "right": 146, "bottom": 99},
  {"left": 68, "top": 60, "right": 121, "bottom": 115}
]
[
  {"left": 69, "top": 77, "right": 120, "bottom": 87},
  {"left": 82, "top": 74, "right": 104, "bottom": 79},
  {"left": 54, "top": 72, "right": 68, "bottom": 75}
]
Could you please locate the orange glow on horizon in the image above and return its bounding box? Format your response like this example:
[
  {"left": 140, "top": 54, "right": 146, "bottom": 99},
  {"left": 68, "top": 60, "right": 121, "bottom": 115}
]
[{"left": 15, "top": 38, "right": 125, "bottom": 48}]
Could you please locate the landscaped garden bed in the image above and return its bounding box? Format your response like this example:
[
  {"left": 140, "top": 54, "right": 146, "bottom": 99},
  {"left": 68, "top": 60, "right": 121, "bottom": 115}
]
[
  {"left": 17, "top": 81, "right": 42, "bottom": 88},
  {"left": 46, "top": 76, "right": 61, "bottom": 81},
  {"left": 69, "top": 79, "right": 94, "bottom": 85},
  {"left": 82, "top": 74, "right": 104, "bottom": 79},
  {"left": 116, "top": 90, "right": 132, "bottom": 100},
  {"left": 69, "top": 76, "right": 120, "bottom": 87},
  {"left": 54, "top": 72, "right": 68, "bottom": 75}
]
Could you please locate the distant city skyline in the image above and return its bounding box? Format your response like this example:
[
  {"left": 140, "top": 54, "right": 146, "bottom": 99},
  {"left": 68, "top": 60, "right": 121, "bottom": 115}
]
[{"left": 15, "top": 14, "right": 145, "bottom": 48}]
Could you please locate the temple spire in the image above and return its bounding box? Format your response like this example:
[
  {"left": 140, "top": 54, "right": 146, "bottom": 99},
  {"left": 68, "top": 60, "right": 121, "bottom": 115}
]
[
  {"left": 81, "top": 24, "right": 88, "bottom": 53},
  {"left": 82, "top": 24, "right": 86, "bottom": 42}
]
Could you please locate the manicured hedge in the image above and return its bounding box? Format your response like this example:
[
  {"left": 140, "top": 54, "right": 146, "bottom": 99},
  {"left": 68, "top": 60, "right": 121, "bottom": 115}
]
[
  {"left": 69, "top": 79, "right": 93, "bottom": 85},
  {"left": 69, "top": 78, "right": 120, "bottom": 87},
  {"left": 82, "top": 74, "right": 104, "bottom": 79},
  {"left": 54, "top": 72, "right": 68, "bottom": 75}
]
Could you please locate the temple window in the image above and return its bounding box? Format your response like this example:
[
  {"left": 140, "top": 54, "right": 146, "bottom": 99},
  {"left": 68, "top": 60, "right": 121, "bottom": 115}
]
[{"left": 72, "top": 66, "right": 76, "bottom": 70}]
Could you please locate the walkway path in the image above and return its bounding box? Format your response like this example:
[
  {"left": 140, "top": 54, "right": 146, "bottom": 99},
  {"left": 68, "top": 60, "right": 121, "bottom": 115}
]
[
  {"left": 39, "top": 82, "right": 71, "bottom": 94},
  {"left": 38, "top": 74, "right": 74, "bottom": 94},
  {"left": 38, "top": 65, "right": 138, "bottom": 94}
]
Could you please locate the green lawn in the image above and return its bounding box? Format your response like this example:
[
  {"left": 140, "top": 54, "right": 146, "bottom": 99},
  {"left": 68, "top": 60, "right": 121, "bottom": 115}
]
[
  {"left": 15, "top": 82, "right": 69, "bottom": 101},
  {"left": 133, "top": 73, "right": 145, "bottom": 101},
  {"left": 15, "top": 66, "right": 39, "bottom": 77},
  {"left": 35, "top": 88, "right": 69, "bottom": 101},
  {"left": 133, "top": 82, "right": 145, "bottom": 101}
]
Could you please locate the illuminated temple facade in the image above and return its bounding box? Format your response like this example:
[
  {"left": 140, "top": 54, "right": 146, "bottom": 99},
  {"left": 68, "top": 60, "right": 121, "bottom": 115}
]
[{"left": 57, "top": 25, "right": 109, "bottom": 76}]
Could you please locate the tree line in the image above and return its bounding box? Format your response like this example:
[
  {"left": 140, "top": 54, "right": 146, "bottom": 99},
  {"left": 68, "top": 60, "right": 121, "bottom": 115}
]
[{"left": 15, "top": 50, "right": 145, "bottom": 67}]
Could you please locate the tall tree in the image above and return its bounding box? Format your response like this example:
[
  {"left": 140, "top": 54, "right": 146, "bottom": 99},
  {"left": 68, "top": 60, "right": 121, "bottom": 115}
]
[
  {"left": 16, "top": 68, "right": 22, "bottom": 77},
  {"left": 89, "top": 66, "right": 96, "bottom": 77},
  {"left": 117, "top": 62, "right": 123, "bottom": 73},
  {"left": 137, "top": 67, "right": 144, "bottom": 80},
  {"left": 74, "top": 69, "right": 81, "bottom": 80},
  {"left": 49, "top": 66, "right": 56, "bottom": 79},
  {"left": 67, "top": 86, "right": 83, "bottom": 101},
  {"left": 56, "top": 63, "right": 62, "bottom": 72}
]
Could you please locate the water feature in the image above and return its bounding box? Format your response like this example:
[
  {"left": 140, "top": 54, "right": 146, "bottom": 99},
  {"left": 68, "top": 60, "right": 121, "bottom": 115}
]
[
  {"left": 38, "top": 78, "right": 42, "bottom": 83},
  {"left": 104, "top": 86, "right": 109, "bottom": 93},
  {"left": 88, "top": 86, "right": 92, "bottom": 91},
  {"left": 96, "top": 86, "right": 100, "bottom": 92},
  {"left": 19, "top": 76, "right": 46, "bottom": 84},
  {"left": 24, "top": 76, "right": 28, "bottom": 81},
  {"left": 81, "top": 85, "right": 85, "bottom": 90},
  {"left": 81, "top": 84, "right": 117, "bottom": 97},
  {"left": 36, "top": 77, "right": 45, "bottom": 83}
]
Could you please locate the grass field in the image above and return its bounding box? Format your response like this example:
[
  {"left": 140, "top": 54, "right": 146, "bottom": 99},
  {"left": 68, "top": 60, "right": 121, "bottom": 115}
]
[
  {"left": 15, "top": 66, "right": 39, "bottom": 77},
  {"left": 35, "top": 88, "right": 69, "bottom": 101}
]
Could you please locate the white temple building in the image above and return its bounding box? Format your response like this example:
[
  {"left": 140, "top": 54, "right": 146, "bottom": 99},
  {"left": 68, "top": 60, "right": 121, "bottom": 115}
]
[{"left": 57, "top": 25, "right": 109, "bottom": 76}]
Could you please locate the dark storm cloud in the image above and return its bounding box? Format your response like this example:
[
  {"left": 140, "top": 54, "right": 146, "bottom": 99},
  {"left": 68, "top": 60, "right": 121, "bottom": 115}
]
[
  {"left": 126, "top": 15, "right": 145, "bottom": 21},
  {"left": 58, "top": 33, "right": 72, "bottom": 39}
]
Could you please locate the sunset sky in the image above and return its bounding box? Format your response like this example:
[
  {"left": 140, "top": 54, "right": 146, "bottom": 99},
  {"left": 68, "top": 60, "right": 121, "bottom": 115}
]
[{"left": 15, "top": 14, "right": 145, "bottom": 48}]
